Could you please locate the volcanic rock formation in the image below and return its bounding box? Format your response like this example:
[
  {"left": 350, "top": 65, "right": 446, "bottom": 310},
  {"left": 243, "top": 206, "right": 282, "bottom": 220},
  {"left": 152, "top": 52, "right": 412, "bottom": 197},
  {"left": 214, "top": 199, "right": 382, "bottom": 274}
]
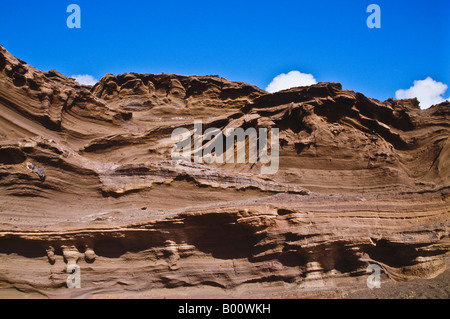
[{"left": 0, "top": 45, "right": 448, "bottom": 298}]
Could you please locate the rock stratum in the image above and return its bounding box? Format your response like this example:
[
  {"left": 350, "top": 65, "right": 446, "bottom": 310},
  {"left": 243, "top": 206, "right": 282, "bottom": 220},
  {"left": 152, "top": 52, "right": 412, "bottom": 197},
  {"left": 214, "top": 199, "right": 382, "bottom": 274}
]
[{"left": 0, "top": 45, "right": 448, "bottom": 298}]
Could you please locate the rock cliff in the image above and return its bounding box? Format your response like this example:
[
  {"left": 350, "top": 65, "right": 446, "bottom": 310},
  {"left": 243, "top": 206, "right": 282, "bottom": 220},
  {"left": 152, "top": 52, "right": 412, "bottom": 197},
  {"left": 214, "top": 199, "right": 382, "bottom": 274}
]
[{"left": 0, "top": 45, "right": 448, "bottom": 298}]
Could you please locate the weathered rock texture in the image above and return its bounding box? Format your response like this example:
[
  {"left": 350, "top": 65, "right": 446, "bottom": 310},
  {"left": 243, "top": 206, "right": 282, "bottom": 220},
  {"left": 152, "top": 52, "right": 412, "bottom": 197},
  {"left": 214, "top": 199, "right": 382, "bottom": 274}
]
[{"left": 0, "top": 45, "right": 448, "bottom": 298}]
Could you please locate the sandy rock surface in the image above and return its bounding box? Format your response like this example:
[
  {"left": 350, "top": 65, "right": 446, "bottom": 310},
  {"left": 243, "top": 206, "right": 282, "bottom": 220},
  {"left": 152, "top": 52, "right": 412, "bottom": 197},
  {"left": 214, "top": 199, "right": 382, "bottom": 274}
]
[{"left": 0, "top": 45, "right": 448, "bottom": 298}]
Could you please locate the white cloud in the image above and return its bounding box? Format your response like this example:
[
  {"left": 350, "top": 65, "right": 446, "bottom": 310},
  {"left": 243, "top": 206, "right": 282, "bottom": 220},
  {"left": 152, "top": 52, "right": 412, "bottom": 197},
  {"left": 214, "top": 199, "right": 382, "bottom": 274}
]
[
  {"left": 266, "top": 70, "right": 317, "bottom": 93},
  {"left": 70, "top": 74, "right": 98, "bottom": 86},
  {"left": 395, "top": 77, "right": 450, "bottom": 109}
]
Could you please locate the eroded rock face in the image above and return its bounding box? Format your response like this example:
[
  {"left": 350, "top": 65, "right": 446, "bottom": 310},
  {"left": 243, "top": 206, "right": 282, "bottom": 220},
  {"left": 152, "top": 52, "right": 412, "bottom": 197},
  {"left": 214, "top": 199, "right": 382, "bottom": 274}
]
[{"left": 0, "top": 45, "right": 448, "bottom": 298}]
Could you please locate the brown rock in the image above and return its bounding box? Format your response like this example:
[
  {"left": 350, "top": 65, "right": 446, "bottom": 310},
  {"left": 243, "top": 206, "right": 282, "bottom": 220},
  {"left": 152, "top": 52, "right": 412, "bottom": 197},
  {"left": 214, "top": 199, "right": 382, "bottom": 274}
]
[{"left": 0, "top": 45, "right": 448, "bottom": 298}]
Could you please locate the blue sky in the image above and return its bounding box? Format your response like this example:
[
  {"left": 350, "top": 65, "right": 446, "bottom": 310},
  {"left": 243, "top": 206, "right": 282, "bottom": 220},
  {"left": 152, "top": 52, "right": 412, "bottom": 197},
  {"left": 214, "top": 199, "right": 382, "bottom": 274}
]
[{"left": 0, "top": 0, "right": 448, "bottom": 103}]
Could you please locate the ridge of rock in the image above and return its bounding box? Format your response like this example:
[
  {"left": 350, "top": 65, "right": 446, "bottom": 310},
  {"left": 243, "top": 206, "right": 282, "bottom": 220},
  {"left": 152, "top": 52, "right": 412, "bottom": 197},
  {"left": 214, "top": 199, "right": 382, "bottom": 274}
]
[{"left": 0, "top": 45, "right": 448, "bottom": 298}]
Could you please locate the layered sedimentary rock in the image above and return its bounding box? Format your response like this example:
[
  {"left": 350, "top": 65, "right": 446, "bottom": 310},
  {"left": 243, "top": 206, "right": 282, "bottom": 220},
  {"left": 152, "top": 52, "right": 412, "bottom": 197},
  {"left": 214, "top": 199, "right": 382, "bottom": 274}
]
[{"left": 0, "top": 45, "right": 448, "bottom": 298}]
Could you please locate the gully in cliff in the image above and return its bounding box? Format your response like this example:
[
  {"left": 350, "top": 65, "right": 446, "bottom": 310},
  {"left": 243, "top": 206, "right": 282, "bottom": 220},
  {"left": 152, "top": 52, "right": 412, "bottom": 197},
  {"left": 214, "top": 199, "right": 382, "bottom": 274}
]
[{"left": 171, "top": 120, "right": 279, "bottom": 174}]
